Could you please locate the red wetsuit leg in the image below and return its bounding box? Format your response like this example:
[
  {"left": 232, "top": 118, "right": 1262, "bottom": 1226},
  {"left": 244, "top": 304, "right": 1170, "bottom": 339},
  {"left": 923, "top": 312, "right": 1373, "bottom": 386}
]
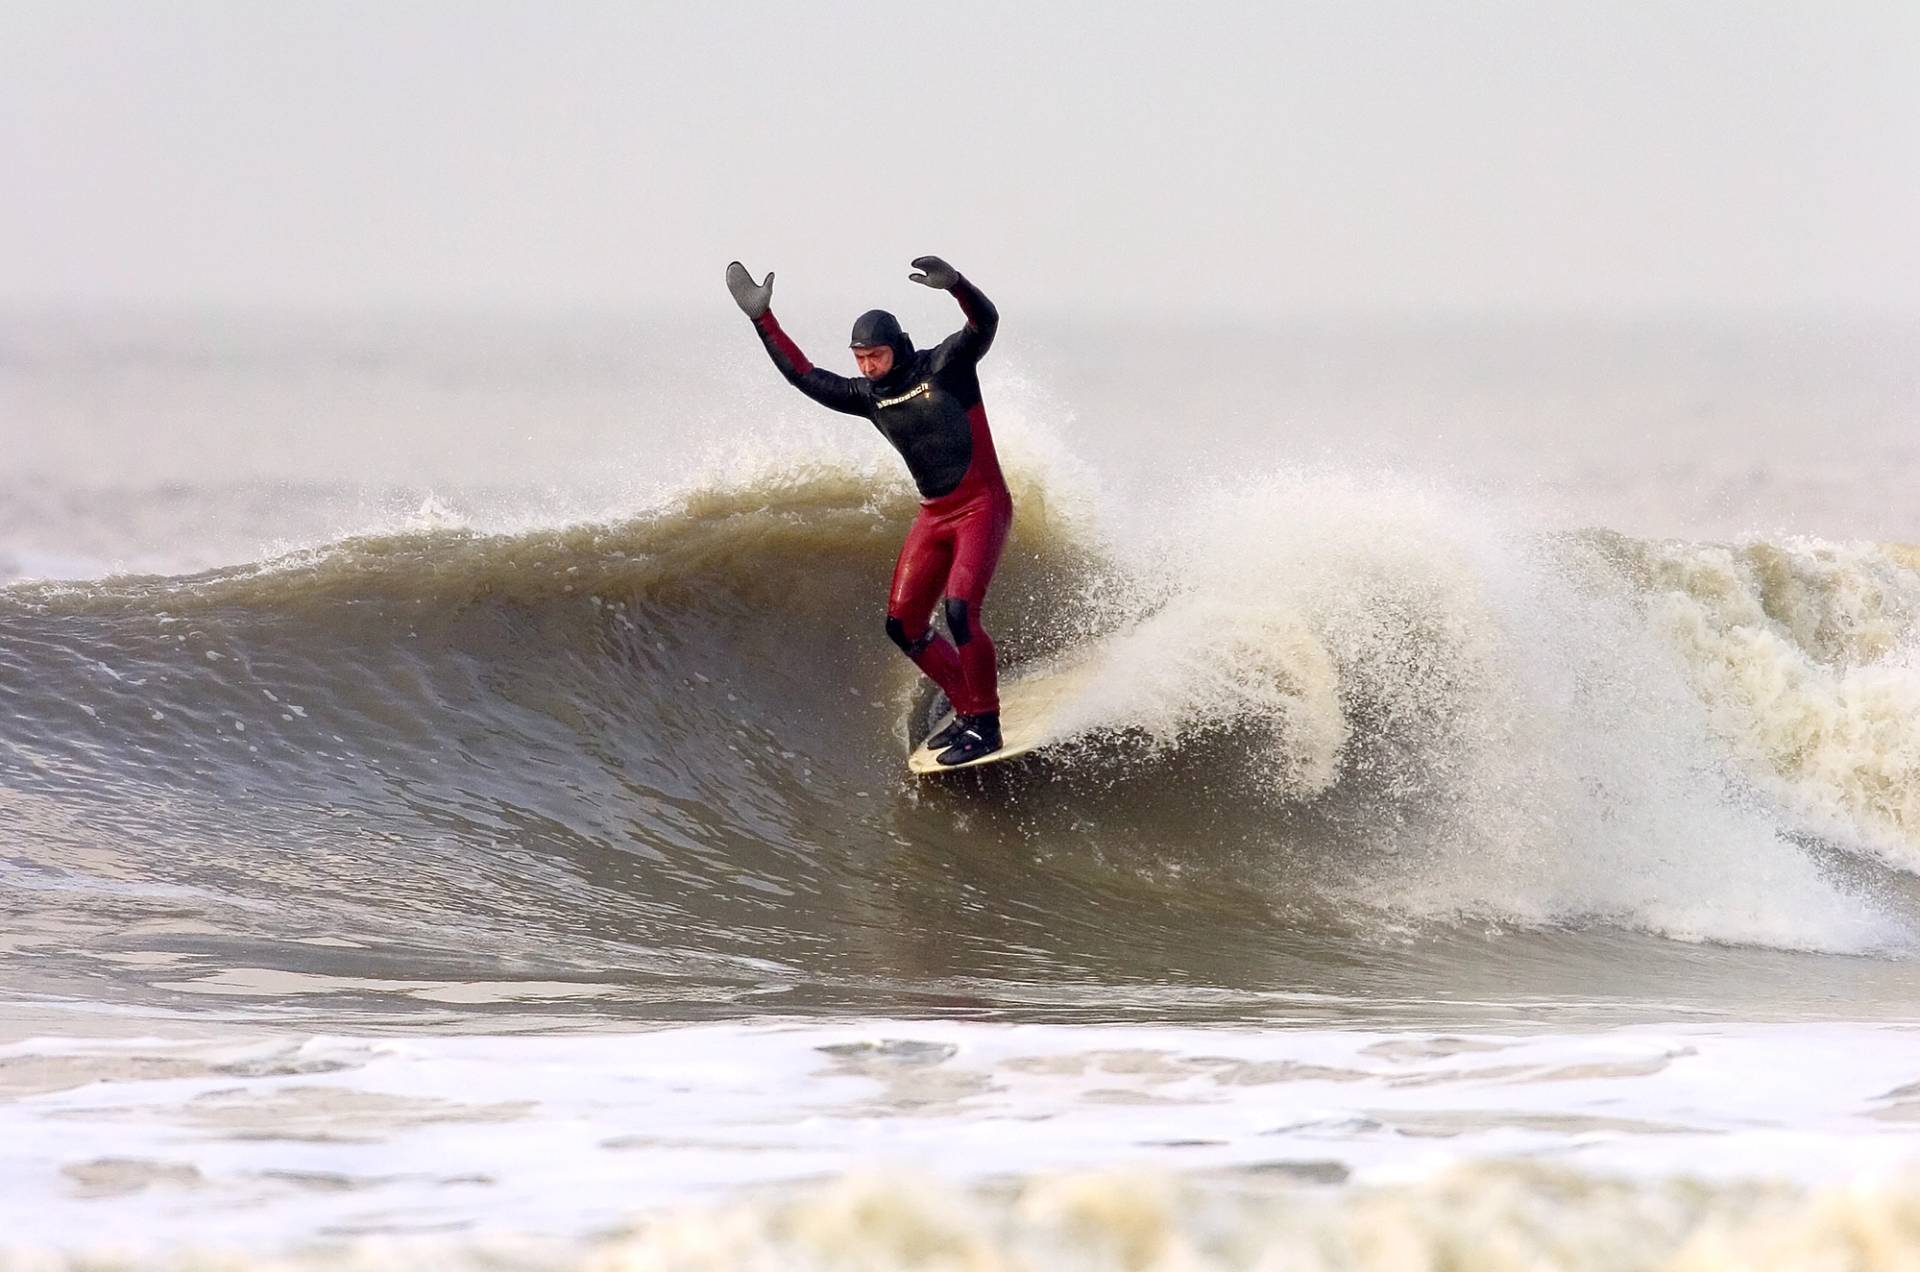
[
  {"left": 942, "top": 487, "right": 1013, "bottom": 716},
  {"left": 886, "top": 505, "right": 970, "bottom": 712}
]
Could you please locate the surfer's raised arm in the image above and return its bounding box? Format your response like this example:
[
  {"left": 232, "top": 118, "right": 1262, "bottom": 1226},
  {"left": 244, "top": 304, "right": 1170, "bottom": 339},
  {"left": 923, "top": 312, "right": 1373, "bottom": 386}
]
[
  {"left": 726, "top": 262, "right": 869, "bottom": 416},
  {"left": 909, "top": 255, "right": 997, "bottom": 364}
]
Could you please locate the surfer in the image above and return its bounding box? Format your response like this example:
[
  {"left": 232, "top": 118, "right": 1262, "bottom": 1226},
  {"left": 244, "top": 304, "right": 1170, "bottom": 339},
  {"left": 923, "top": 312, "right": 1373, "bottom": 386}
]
[{"left": 726, "top": 256, "right": 1010, "bottom": 765}]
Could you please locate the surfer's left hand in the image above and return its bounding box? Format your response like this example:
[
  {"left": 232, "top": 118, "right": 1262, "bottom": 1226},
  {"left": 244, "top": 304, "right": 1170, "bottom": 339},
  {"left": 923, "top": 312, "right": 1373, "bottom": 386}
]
[{"left": 908, "top": 256, "right": 960, "bottom": 290}]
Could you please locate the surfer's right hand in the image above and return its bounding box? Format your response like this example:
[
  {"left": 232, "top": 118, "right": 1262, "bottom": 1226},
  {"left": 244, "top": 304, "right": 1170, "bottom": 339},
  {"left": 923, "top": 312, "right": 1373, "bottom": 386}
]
[{"left": 725, "top": 261, "right": 774, "bottom": 319}]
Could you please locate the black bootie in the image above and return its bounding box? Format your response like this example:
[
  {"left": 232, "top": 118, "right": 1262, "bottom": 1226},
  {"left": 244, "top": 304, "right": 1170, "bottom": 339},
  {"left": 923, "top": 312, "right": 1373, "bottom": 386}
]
[
  {"left": 936, "top": 712, "right": 1002, "bottom": 766},
  {"left": 925, "top": 713, "right": 970, "bottom": 751}
]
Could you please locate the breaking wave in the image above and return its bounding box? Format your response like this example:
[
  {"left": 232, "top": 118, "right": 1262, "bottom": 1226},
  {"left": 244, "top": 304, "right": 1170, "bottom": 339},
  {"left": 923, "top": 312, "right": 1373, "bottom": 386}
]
[{"left": 2, "top": 457, "right": 1918, "bottom": 1011}]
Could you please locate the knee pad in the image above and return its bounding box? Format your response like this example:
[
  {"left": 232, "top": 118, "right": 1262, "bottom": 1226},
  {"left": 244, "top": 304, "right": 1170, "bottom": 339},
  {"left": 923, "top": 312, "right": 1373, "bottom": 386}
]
[
  {"left": 943, "top": 597, "right": 972, "bottom": 646},
  {"left": 885, "top": 615, "right": 933, "bottom": 655}
]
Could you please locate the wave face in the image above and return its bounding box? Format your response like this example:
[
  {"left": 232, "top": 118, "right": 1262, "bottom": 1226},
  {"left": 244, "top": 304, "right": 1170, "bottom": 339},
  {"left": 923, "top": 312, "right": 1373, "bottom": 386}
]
[{"left": 3, "top": 462, "right": 1918, "bottom": 1021}]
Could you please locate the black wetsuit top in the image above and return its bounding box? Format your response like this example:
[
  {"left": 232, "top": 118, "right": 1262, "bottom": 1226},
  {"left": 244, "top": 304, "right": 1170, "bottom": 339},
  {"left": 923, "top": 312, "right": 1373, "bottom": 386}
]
[{"left": 751, "top": 278, "right": 999, "bottom": 499}]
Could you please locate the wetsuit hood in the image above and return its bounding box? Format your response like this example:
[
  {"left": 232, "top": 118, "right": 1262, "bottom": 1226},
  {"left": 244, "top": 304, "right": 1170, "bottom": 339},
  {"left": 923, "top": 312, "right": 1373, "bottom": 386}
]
[{"left": 850, "top": 309, "right": 916, "bottom": 391}]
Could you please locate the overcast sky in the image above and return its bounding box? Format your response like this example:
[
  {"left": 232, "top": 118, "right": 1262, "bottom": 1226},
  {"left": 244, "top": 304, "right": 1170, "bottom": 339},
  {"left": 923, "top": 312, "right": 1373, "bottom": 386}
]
[{"left": 4, "top": 1, "right": 1916, "bottom": 317}]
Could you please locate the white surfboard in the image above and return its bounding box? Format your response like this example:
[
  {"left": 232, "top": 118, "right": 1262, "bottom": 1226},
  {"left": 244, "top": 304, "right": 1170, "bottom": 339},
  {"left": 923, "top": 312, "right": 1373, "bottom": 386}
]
[{"left": 907, "top": 656, "right": 1102, "bottom": 774}]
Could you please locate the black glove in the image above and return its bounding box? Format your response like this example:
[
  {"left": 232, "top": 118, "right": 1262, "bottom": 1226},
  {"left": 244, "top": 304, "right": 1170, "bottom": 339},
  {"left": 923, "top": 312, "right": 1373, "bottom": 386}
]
[
  {"left": 726, "top": 261, "right": 773, "bottom": 319},
  {"left": 908, "top": 256, "right": 960, "bottom": 290}
]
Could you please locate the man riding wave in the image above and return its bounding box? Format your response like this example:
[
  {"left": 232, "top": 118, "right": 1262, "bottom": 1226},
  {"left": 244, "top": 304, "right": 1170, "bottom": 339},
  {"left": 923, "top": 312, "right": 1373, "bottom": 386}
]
[{"left": 726, "top": 256, "right": 1011, "bottom": 765}]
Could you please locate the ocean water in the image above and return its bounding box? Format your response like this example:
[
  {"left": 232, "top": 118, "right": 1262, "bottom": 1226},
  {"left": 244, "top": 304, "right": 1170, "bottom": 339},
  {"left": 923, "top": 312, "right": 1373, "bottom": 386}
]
[{"left": 2, "top": 308, "right": 1919, "bottom": 1267}]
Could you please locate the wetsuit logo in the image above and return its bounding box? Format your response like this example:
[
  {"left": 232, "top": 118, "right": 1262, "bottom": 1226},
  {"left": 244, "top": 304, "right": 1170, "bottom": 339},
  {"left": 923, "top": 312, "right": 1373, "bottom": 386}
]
[{"left": 875, "top": 383, "right": 931, "bottom": 409}]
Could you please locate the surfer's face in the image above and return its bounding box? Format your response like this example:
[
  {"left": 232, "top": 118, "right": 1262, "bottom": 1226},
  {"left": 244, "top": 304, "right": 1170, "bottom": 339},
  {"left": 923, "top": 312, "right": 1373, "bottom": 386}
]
[{"left": 853, "top": 345, "right": 894, "bottom": 380}]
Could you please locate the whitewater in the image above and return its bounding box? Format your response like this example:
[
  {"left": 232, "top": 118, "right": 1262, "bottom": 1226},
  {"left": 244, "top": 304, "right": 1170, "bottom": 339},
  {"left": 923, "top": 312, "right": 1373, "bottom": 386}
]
[{"left": 3, "top": 309, "right": 1919, "bottom": 1267}]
